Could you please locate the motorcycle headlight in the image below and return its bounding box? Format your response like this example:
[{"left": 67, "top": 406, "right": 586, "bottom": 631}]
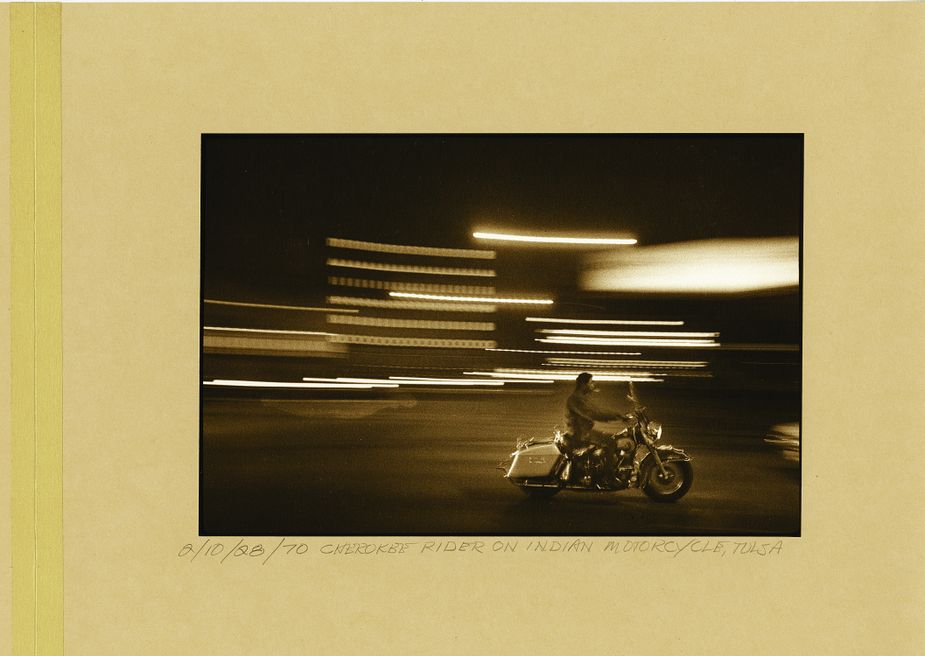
[{"left": 647, "top": 422, "right": 663, "bottom": 440}]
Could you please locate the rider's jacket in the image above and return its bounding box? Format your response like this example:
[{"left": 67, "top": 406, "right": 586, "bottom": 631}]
[{"left": 565, "top": 388, "right": 623, "bottom": 443}]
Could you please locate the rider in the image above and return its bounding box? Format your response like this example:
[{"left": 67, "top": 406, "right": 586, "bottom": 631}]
[{"left": 565, "top": 372, "right": 633, "bottom": 485}]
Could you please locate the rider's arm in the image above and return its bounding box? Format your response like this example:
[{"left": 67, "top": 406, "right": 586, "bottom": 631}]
[{"left": 570, "top": 395, "right": 628, "bottom": 423}]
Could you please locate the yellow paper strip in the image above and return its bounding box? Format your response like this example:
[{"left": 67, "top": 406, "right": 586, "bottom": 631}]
[{"left": 11, "top": 4, "right": 63, "bottom": 655}]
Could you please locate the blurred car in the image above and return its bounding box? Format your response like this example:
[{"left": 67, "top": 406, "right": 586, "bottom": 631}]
[{"left": 764, "top": 422, "right": 800, "bottom": 463}]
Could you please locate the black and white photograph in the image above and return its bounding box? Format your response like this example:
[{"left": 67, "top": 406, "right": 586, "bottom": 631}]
[{"left": 200, "top": 134, "right": 802, "bottom": 536}]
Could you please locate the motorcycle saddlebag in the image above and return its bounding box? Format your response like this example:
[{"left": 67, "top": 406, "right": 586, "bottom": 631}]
[{"left": 507, "top": 442, "right": 564, "bottom": 479}]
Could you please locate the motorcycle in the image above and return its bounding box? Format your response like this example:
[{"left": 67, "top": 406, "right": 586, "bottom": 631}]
[{"left": 500, "top": 384, "right": 693, "bottom": 502}]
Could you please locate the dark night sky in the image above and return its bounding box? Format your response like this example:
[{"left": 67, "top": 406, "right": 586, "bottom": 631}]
[{"left": 202, "top": 135, "right": 802, "bottom": 297}]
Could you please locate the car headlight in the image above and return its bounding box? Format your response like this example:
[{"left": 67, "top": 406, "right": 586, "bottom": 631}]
[{"left": 647, "top": 422, "right": 663, "bottom": 440}]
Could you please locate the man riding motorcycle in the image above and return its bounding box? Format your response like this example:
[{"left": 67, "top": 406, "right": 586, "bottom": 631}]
[{"left": 564, "top": 372, "right": 634, "bottom": 486}]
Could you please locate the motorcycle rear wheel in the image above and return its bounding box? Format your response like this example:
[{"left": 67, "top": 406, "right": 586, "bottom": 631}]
[{"left": 642, "top": 461, "right": 693, "bottom": 502}]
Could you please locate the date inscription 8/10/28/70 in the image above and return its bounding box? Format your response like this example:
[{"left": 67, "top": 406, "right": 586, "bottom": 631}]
[{"left": 178, "top": 538, "right": 309, "bottom": 565}]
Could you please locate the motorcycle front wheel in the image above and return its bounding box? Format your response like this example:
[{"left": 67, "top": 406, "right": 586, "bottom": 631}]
[{"left": 642, "top": 461, "right": 693, "bottom": 502}]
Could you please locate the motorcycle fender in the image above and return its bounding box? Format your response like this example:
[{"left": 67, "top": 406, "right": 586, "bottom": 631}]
[
  {"left": 507, "top": 443, "right": 565, "bottom": 479},
  {"left": 639, "top": 446, "right": 691, "bottom": 467}
]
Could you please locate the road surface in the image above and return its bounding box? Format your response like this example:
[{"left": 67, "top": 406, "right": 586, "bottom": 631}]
[{"left": 201, "top": 387, "right": 799, "bottom": 536}]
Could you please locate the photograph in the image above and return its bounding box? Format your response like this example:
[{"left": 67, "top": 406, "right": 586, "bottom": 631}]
[{"left": 200, "top": 134, "right": 802, "bottom": 536}]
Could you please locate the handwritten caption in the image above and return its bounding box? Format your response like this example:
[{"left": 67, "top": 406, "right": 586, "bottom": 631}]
[{"left": 178, "top": 538, "right": 783, "bottom": 564}]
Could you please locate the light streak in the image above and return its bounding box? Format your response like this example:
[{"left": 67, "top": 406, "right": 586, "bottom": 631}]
[
  {"left": 204, "top": 379, "right": 397, "bottom": 389},
  {"left": 302, "top": 376, "right": 505, "bottom": 387},
  {"left": 203, "top": 334, "right": 345, "bottom": 356},
  {"left": 539, "top": 363, "right": 712, "bottom": 377},
  {"left": 203, "top": 299, "right": 358, "bottom": 314},
  {"left": 302, "top": 377, "right": 392, "bottom": 383},
  {"left": 203, "top": 326, "right": 334, "bottom": 337},
  {"left": 544, "top": 358, "right": 707, "bottom": 369},
  {"left": 297, "top": 376, "right": 552, "bottom": 387},
  {"left": 538, "top": 337, "right": 719, "bottom": 348},
  {"left": 582, "top": 237, "right": 799, "bottom": 293},
  {"left": 328, "top": 334, "right": 497, "bottom": 349},
  {"left": 388, "top": 376, "right": 553, "bottom": 385},
  {"left": 499, "top": 368, "right": 658, "bottom": 378},
  {"left": 327, "top": 296, "right": 496, "bottom": 313},
  {"left": 327, "top": 258, "right": 495, "bottom": 278},
  {"left": 327, "top": 315, "right": 495, "bottom": 332},
  {"left": 473, "top": 231, "right": 636, "bottom": 246},
  {"left": 327, "top": 237, "right": 495, "bottom": 260},
  {"left": 389, "top": 377, "right": 501, "bottom": 385},
  {"left": 525, "top": 317, "right": 683, "bottom": 327},
  {"left": 328, "top": 277, "right": 495, "bottom": 295},
  {"left": 396, "top": 380, "right": 502, "bottom": 386},
  {"left": 485, "top": 348, "right": 642, "bottom": 356},
  {"left": 465, "top": 370, "right": 663, "bottom": 383},
  {"left": 539, "top": 329, "right": 719, "bottom": 338},
  {"left": 389, "top": 291, "right": 553, "bottom": 305}
]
